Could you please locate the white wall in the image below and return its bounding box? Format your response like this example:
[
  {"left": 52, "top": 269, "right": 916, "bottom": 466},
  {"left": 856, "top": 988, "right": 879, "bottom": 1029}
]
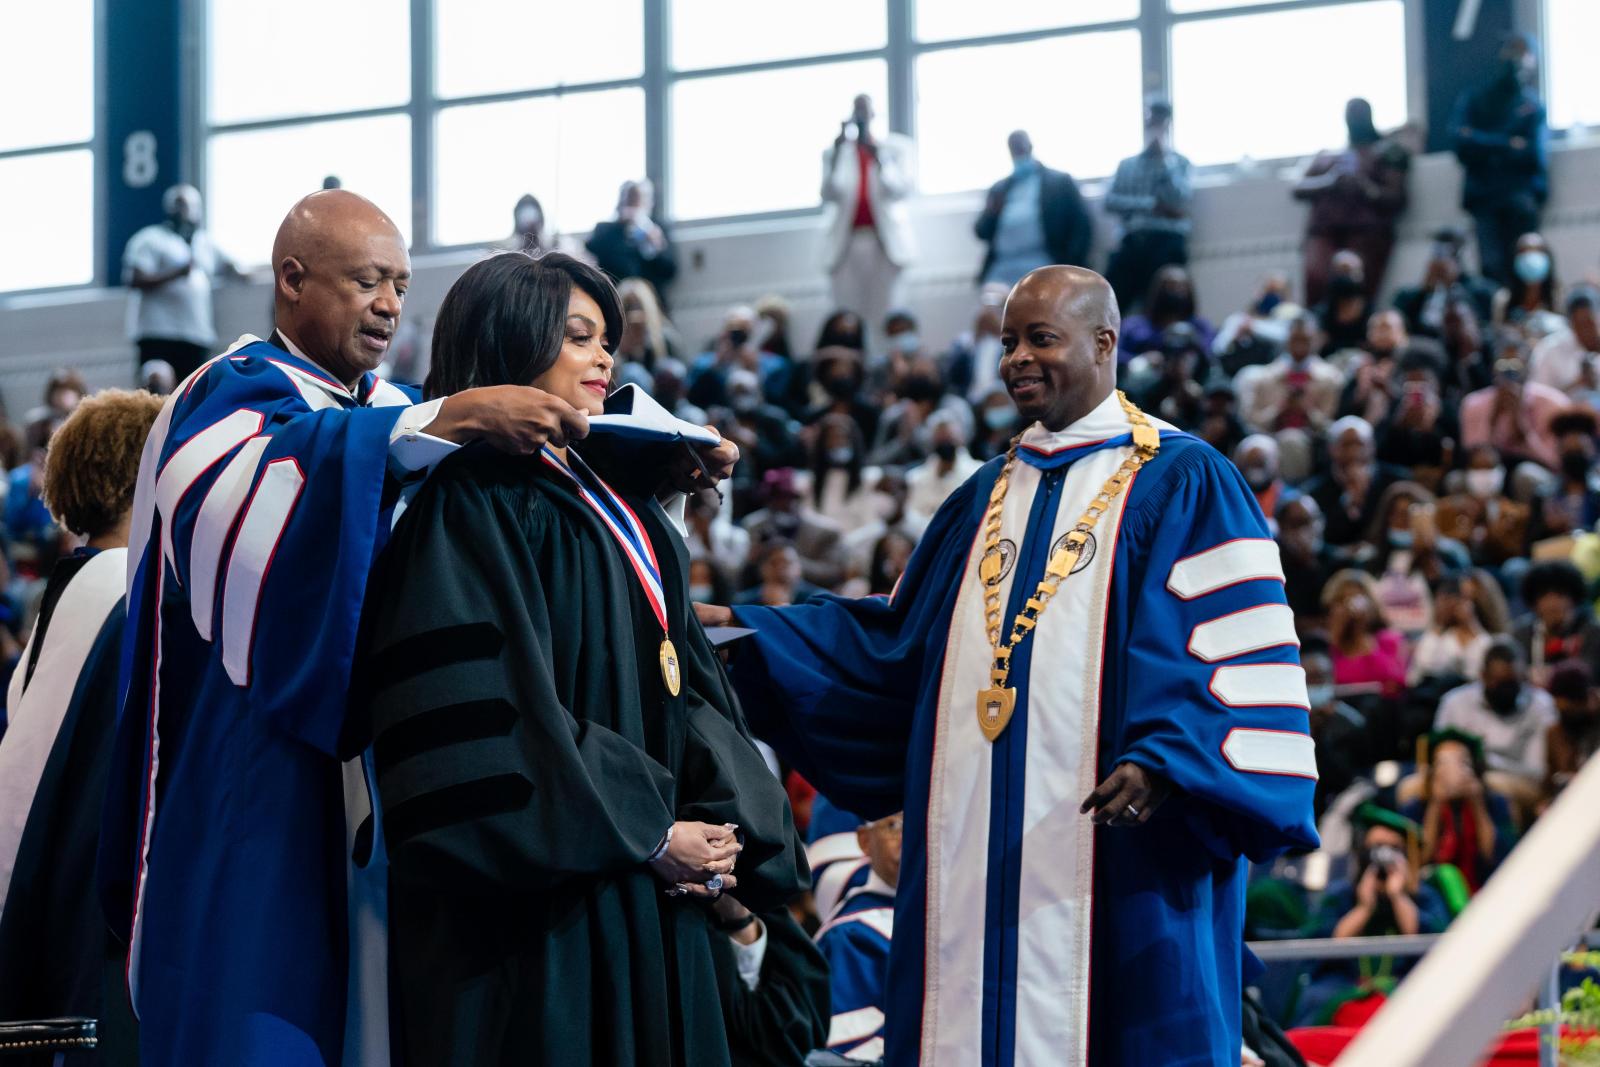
[{"left": 4, "top": 145, "right": 1600, "bottom": 419}]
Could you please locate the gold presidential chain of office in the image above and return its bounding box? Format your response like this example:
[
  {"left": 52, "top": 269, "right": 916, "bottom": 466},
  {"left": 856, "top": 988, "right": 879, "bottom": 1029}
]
[{"left": 974, "top": 390, "right": 1161, "bottom": 742}]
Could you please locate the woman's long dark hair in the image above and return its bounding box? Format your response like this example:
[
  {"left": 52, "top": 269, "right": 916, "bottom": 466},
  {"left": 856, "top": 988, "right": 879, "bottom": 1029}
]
[
  {"left": 425, "top": 251, "right": 623, "bottom": 399},
  {"left": 810, "top": 413, "right": 864, "bottom": 508}
]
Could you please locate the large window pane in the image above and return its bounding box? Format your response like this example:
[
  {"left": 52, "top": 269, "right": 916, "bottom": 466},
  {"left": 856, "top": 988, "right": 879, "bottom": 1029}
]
[
  {"left": 208, "top": 1, "right": 409, "bottom": 124},
  {"left": 0, "top": 0, "right": 93, "bottom": 151},
  {"left": 672, "top": 60, "right": 888, "bottom": 219},
  {"left": 917, "top": 32, "right": 1143, "bottom": 193},
  {"left": 1171, "top": 1, "right": 1407, "bottom": 167},
  {"left": 1547, "top": 0, "right": 1600, "bottom": 130},
  {"left": 434, "top": 89, "right": 645, "bottom": 246},
  {"left": 207, "top": 115, "right": 413, "bottom": 268},
  {"left": 670, "top": 1, "right": 886, "bottom": 71},
  {"left": 0, "top": 151, "right": 94, "bottom": 292},
  {"left": 915, "top": 0, "right": 1137, "bottom": 43},
  {"left": 435, "top": 0, "right": 643, "bottom": 98}
]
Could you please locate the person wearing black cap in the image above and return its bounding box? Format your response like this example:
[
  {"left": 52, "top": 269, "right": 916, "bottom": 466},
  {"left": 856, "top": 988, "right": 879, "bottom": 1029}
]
[
  {"left": 1450, "top": 33, "right": 1548, "bottom": 288},
  {"left": 1104, "top": 100, "right": 1193, "bottom": 314}
]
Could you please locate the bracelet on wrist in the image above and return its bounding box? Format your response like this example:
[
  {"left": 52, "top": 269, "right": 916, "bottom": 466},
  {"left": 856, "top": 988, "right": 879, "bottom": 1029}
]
[{"left": 648, "top": 824, "right": 674, "bottom": 864}]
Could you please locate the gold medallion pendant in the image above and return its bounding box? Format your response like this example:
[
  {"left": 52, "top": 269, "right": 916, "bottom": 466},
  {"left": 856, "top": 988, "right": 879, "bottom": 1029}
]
[
  {"left": 977, "top": 686, "right": 1016, "bottom": 742},
  {"left": 660, "top": 638, "right": 682, "bottom": 697}
]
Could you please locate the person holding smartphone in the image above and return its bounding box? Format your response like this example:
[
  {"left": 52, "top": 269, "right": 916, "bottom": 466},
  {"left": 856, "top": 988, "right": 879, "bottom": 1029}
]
[{"left": 820, "top": 94, "right": 917, "bottom": 349}]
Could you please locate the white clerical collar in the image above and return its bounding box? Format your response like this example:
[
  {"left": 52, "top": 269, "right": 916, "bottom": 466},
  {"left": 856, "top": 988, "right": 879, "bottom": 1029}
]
[{"left": 1016, "top": 390, "right": 1130, "bottom": 456}]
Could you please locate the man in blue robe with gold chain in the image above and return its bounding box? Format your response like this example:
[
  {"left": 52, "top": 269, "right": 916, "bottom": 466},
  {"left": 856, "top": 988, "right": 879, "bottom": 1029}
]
[{"left": 700, "top": 265, "right": 1319, "bottom": 1065}]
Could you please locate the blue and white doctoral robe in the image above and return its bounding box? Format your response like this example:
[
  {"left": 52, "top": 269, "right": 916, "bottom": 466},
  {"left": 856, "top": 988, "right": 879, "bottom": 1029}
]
[
  {"left": 731, "top": 391, "right": 1319, "bottom": 1066},
  {"left": 815, "top": 873, "right": 896, "bottom": 1062},
  {"left": 98, "top": 334, "right": 452, "bottom": 1067},
  {"left": 807, "top": 793, "right": 870, "bottom": 921}
]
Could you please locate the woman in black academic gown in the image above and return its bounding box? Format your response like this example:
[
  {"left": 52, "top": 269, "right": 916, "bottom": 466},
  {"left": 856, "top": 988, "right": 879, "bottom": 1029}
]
[{"left": 356, "top": 252, "right": 807, "bottom": 1066}]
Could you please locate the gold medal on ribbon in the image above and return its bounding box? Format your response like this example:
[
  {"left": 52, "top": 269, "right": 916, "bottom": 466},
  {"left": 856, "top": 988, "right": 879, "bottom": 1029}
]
[{"left": 660, "top": 637, "right": 682, "bottom": 697}]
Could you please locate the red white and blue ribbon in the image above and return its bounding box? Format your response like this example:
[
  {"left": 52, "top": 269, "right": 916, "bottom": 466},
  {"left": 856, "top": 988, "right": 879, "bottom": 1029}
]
[{"left": 540, "top": 446, "right": 668, "bottom": 633}]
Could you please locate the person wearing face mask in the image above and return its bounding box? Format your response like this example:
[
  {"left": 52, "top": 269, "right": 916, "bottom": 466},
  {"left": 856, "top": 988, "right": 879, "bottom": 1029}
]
[
  {"left": 905, "top": 410, "right": 982, "bottom": 526},
  {"left": 689, "top": 304, "right": 788, "bottom": 412},
  {"left": 972, "top": 383, "right": 1020, "bottom": 461},
  {"left": 804, "top": 346, "right": 879, "bottom": 447},
  {"left": 1528, "top": 287, "right": 1600, "bottom": 397},
  {"left": 810, "top": 412, "right": 891, "bottom": 532},
  {"left": 1312, "top": 250, "right": 1376, "bottom": 357},
  {"left": 879, "top": 309, "right": 925, "bottom": 391},
  {"left": 1491, "top": 232, "right": 1565, "bottom": 342},
  {"left": 871, "top": 361, "right": 966, "bottom": 468},
  {"left": 944, "top": 284, "right": 1009, "bottom": 402},
  {"left": 974, "top": 129, "right": 1093, "bottom": 288},
  {"left": 1359, "top": 486, "right": 1463, "bottom": 635},
  {"left": 1300, "top": 638, "right": 1371, "bottom": 818},
  {"left": 1118, "top": 265, "right": 1214, "bottom": 361},
  {"left": 1436, "top": 444, "right": 1530, "bottom": 568},
  {"left": 587, "top": 178, "right": 679, "bottom": 307},
  {"left": 1460, "top": 352, "right": 1567, "bottom": 471},
  {"left": 1544, "top": 660, "right": 1600, "bottom": 796},
  {"left": 1434, "top": 638, "right": 1556, "bottom": 820},
  {"left": 1228, "top": 435, "right": 1292, "bottom": 524},
  {"left": 122, "top": 183, "right": 238, "bottom": 379},
  {"left": 686, "top": 489, "right": 751, "bottom": 589},
  {"left": 1323, "top": 572, "right": 1409, "bottom": 698},
  {"left": 499, "top": 193, "right": 548, "bottom": 255},
  {"left": 1451, "top": 34, "right": 1548, "bottom": 288},
  {"left": 1410, "top": 576, "right": 1494, "bottom": 690},
  {"left": 719, "top": 367, "right": 805, "bottom": 481},
  {"left": 1535, "top": 408, "right": 1600, "bottom": 537},
  {"left": 1293, "top": 98, "right": 1412, "bottom": 306},
  {"left": 1238, "top": 312, "right": 1342, "bottom": 435},
  {"left": 1105, "top": 100, "right": 1193, "bottom": 315}
]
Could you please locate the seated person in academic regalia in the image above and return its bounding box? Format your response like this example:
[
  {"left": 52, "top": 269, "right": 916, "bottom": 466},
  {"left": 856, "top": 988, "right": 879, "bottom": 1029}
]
[
  {"left": 806, "top": 793, "right": 871, "bottom": 923},
  {"left": 815, "top": 811, "right": 900, "bottom": 1064},
  {"left": 708, "top": 890, "right": 831, "bottom": 1067},
  {"left": 0, "top": 389, "right": 164, "bottom": 1063},
  {"left": 356, "top": 251, "right": 807, "bottom": 1067}
]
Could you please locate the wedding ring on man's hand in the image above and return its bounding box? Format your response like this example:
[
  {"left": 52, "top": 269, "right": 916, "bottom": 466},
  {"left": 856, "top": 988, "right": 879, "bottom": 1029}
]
[
  {"left": 1125, "top": 804, "right": 1140, "bottom": 820},
  {"left": 665, "top": 884, "right": 689, "bottom": 897}
]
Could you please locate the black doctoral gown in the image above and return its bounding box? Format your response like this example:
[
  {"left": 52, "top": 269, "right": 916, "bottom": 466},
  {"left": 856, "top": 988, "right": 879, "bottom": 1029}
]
[
  {"left": 355, "top": 444, "right": 808, "bottom": 1067},
  {"left": 709, "top": 906, "right": 831, "bottom": 1067}
]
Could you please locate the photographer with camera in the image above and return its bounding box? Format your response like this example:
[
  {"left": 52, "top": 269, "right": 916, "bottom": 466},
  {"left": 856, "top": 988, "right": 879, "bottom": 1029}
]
[
  {"left": 1296, "top": 804, "right": 1450, "bottom": 1025},
  {"left": 1403, "top": 729, "right": 1517, "bottom": 896}
]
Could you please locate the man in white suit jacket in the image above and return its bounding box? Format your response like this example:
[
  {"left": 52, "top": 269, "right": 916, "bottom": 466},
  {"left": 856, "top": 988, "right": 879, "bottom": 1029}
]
[{"left": 822, "top": 94, "right": 917, "bottom": 345}]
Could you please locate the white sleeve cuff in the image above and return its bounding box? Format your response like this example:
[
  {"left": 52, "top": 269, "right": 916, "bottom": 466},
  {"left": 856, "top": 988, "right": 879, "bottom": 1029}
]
[
  {"left": 387, "top": 398, "right": 459, "bottom": 474},
  {"left": 733, "top": 920, "right": 767, "bottom": 992}
]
